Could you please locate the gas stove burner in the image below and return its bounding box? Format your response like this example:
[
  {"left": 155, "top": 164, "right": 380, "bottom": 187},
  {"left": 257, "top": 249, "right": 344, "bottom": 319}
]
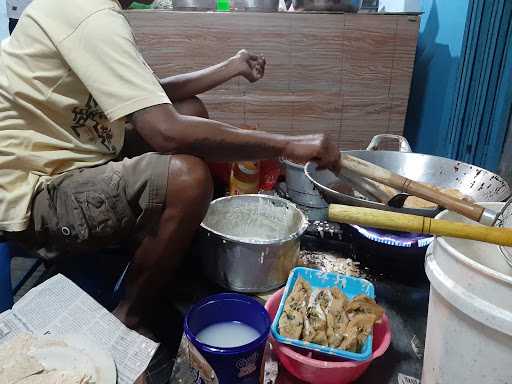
[{"left": 352, "top": 225, "right": 433, "bottom": 248}]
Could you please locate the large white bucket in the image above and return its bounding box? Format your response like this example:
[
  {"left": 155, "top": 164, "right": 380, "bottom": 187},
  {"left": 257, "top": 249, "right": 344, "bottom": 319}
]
[{"left": 423, "top": 203, "right": 512, "bottom": 384}]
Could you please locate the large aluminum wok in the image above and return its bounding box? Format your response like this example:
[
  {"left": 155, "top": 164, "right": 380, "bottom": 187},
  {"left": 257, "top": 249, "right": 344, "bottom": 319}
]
[{"left": 305, "top": 135, "right": 511, "bottom": 217}]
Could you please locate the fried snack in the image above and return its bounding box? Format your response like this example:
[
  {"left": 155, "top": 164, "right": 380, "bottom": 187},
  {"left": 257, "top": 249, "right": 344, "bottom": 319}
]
[
  {"left": 284, "top": 277, "right": 312, "bottom": 312},
  {"left": 330, "top": 287, "right": 348, "bottom": 308},
  {"left": 303, "top": 300, "right": 328, "bottom": 345},
  {"left": 279, "top": 277, "right": 311, "bottom": 339},
  {"left": 315, "top": 289, "right": 333, "bottom": 311},
  {"left": 403, "top": 186, "right": 473, "bottom": 209},
  {"left": 278, "top": 309, "right": 304, "bottom": 340},
  {"left": 339, "top": 314, "right": 377, "bottom": 352},
  {"left": 345, "top": 294, "right": 384, "bottom": 321},
  {"left": 326, "top": 287, "right": 349, "bottom": 348},
  {"left": 303, "top": 289, "right": 330, "bottom": 344}
]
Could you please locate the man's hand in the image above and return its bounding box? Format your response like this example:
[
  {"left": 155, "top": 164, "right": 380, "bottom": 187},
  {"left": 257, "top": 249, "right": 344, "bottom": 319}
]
[
  {"left": 283, "top": 134, "right": 341, "bottom": 173},
  {"left": 159, "top": 50, "right": 266, "bottom": 101},
  {"left": 235, "top": 49, "right": 266, "bottom": 83}
]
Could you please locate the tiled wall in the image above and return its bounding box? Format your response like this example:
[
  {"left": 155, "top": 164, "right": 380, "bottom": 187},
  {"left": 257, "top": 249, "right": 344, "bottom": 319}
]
[{"left": 126, "top": 11, "right": 419, "bottom": 149}]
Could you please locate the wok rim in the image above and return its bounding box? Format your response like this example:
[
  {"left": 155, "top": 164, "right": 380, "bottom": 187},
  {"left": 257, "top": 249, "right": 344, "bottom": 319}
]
[{"left": 305, "top": 151, "right": 511, "bottom": 217}]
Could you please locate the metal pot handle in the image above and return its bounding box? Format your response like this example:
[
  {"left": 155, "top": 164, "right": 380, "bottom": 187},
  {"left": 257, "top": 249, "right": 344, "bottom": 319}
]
[{"left": 367, "top": 134, "right": 412, "bottom": 153}]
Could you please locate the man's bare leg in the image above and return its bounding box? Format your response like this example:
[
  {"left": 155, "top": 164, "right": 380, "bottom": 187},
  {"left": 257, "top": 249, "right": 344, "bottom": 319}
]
[{"left": 113, "top": 154, "right": 213, "bottom": 329}]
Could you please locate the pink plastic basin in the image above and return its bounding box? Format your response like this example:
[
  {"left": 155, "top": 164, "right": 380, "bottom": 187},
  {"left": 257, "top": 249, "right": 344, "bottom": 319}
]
[{"left": 265, "top": 288, "right": 392, "bottom": 384}]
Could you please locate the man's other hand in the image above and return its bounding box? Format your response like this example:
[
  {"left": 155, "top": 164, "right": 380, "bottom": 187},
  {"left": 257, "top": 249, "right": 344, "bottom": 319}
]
[{"left": 235, "top": 49, "right": 266, "bottom": 83}]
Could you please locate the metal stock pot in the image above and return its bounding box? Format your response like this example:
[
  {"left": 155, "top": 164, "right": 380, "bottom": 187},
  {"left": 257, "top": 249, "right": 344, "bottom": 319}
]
[{"left": 199, "top": 194, "right": 308, "bottom": 293}]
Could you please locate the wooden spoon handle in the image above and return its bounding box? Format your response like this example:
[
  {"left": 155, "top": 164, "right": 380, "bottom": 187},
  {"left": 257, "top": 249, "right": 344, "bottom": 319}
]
[
  {"left": 328, "top": 205, "right": 512, "bottom": 246},
  {"left": 339, "top": 153, "right": 496, "bottom": 224}
]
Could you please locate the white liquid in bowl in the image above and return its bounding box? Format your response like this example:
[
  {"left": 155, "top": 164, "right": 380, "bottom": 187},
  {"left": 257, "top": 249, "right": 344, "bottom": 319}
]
[{"left": 196, "top": 321, "right": 261, "bottom": 348}]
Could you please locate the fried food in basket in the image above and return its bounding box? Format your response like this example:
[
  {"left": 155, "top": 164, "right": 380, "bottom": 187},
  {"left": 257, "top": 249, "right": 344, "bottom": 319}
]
[
  {"left": 279, "top": 280, "right": 384, "bottom": 353},
  {"left": 279, "top": 277, "right": 311, "bottom": 339}
]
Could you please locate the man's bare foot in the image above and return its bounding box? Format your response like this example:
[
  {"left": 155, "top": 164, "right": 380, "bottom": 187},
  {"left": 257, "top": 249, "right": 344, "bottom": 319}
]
[
  {"left": 112, "top": 302, "right": 160, "bottom": 346},
  {"left": 113, "top": 302, "right": 143, "bottom": 330}
]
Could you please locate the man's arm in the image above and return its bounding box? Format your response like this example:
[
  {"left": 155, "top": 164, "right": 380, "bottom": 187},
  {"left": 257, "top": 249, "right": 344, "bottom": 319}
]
[
  {"left": 131, "top": 104, "right": 340, "bottom": 170},
  {"left": 160, "top": 50, "right": 265, "bottom": 102}
]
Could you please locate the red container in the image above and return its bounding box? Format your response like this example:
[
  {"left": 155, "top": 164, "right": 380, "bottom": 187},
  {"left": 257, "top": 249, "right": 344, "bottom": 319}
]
[
  {"left": 265, "top": 288, "right": 392, "bottom": 384},
  {"left": 259, "top": 159, "right": 281, "bottom": 191}
]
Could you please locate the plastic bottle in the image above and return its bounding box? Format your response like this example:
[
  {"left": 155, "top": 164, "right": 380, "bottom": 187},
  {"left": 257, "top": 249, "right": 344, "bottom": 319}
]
[
  {"left": 229, "top": 161, "right": 260, "bottom": 195},
  {"left": 229, "top": 125, "right": 260, "bottom": 195}
]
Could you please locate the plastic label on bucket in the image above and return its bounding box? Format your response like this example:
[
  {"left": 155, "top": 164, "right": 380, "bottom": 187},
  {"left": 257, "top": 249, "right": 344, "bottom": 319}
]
[
  {"left": 180, "top": 337, "right": 219, "bottom": 384},
  {"left": 398, "top": 373, "right": 420, "bottom": 384},
  {"left": 235, "top": 352, "right": 258, "bottom": 378}
]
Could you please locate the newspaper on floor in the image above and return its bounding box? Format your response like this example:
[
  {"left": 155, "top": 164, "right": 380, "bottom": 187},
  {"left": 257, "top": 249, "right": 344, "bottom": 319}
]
[{"left": 0, "top": 274, "right": 158, "bottom": 384}]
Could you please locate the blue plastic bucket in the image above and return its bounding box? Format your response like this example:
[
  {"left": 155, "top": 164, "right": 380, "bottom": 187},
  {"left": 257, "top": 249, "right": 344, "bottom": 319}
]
[{"left": 184, "top": 293, "right": 271, "bottom": 384}]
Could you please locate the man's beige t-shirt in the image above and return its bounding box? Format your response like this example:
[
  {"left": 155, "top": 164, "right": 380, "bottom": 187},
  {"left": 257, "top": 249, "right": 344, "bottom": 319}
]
[{"left": 0, "top": 0, "right": 171, "bottom": 231}]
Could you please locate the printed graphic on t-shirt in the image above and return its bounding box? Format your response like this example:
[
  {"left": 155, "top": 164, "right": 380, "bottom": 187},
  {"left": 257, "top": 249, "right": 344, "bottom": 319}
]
[{"left": 71, "top": 94, "right": 116, "bottom": 153}]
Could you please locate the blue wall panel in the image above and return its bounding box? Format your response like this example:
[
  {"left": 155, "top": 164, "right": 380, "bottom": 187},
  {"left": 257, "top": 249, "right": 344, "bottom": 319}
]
[{"left": 404, "top": 0, "right": 469, "bottom": 156}]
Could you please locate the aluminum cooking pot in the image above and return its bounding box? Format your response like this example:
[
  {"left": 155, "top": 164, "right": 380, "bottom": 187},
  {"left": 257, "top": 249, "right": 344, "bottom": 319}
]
[
  {"left": 173, "top": 0, "right": 216, "bottom": 10},
  {"left": 231, "top": 0, "right": 279, "bottom": 11},
  {"left": 305, "top": 134, "right": 511, "bottom": 217},
  {"left": 293, "top": 0, "right": 362, "bottom": 11},
  {"left": 199, "top": 194, "right": 308, "bottom": 293},
  {"left": 283, "top": 159, "right": 328, "bottom": 209}
]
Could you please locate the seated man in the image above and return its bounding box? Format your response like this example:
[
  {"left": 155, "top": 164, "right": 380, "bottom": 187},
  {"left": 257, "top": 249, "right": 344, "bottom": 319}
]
[{"left": 0, "top": 0, "right": 339, "bottom": 341}]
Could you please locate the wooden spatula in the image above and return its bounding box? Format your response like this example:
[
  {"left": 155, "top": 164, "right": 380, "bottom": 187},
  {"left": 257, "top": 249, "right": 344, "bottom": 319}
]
[{"left": 329, "top": 204, "right": 512, "bottom": 246}]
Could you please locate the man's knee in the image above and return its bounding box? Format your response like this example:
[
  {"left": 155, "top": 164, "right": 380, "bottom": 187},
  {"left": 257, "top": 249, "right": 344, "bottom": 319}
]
[
  {"left": 173, "top": 96, "right": 209, "bottom": 119},
  {"left": 167, "top": 155, "right": 213, "bottom": 209}
]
